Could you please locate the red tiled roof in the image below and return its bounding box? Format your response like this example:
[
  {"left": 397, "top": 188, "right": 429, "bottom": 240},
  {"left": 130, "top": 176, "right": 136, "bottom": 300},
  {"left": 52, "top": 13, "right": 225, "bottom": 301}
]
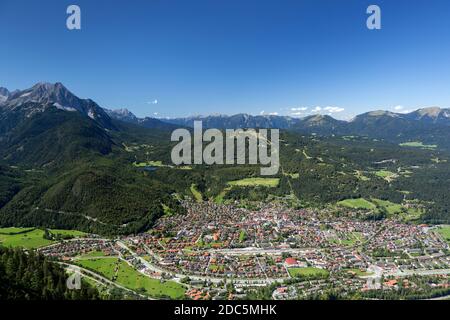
[{"left": 285, "top": 258, "right": 297, "bottom": 265}]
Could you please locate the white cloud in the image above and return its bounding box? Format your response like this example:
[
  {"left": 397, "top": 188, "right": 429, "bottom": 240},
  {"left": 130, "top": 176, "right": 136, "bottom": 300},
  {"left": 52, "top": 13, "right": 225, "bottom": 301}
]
[
  {"left": 288, "top": 105, "right": 345, "bottom": 117},
  {"left": 393, "top": 105, "right": 415, "bottom": 114},
  {"left": 260, "top": 110, "right": 278, "bottom": 116},
  {"left": 290, "top": 107, "right": 308, "bottom": 112},
  {"left": 324, "top": 106, "right": 345, "bottom": 113},
  {"left": 398, "top": 109, "right": 414, "bottom": 114},
  {"left": 147, "top": 99, "right": 158, "bottom": 105}
]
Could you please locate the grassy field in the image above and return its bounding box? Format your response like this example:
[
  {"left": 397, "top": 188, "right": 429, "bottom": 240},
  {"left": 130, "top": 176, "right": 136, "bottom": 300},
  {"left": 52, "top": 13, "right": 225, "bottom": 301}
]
[
  {"left": 342, "top": 232, "right": 365, "bottom": 246},
  {"left": 76, "top": 257, "right": 119, "bottom": 279},
  {"left": 400, "top": 141, "right": 437, "bottom": 149},
  {"left": 288, "top": 267, "right": 329, "bottom": 278},
  {"left": 190, "top": 184, "right": 203, "bottom": 202},
  {"left": 51, "top": 229, "right": 87, "bottom": 237},
  {"left": 76, "top": 258, "right": 186, "bottom": 299},
  {"left": 214, "top": 187, "right": 231, "bottom": 204},
  {"left": 116, "top": 261, "right": 185, "bottom": 299},
  {"left": 0, "top": 228, "right": 54, "bottom": 249},
  {"left": 228, "top": 177, "right": 280, "bottom": 188},
  {"left": 239, "top": 230, "right": 247, "bottom": 243},
  {"left": 337, "top": 198, "right": 421, "bottom": 221},
  {"left": 373, "top": 198, "right": 423, "bottom": 221},
  {"left": 337, "top": 198, "right": 376, "bottom": 210},
  {"left": 329, "top": 231, "right": 365, "bottom": 246},
  {"left": 0, "top": 227, "right": 35, "bottom": 234},
  {"left": 354, "top": 170, "right": 370, "bottom": 181},
  {"left": 436, "top": 226, "right": 450, "bottom": 244},
  {"left": 345, "top": 268, "right": 374, "bottom": 277},
  {"left": 162, "top": 203, "right": 175, "bottom": 216},
  {"left": 371, "top": 199, "right": 403, "bottom": 215},
  {"left": 374, "top": 170, "right": 398, "bottom": 182},
  {"left": 0, "top": 227, "right": 86, "bottom": 249},
  {"left": 133, "top": 160, "right": 164, "bottom": 167},
  {"left": 208, "top": 264, "right": 225, "bottom": 272},
  {"left": 133, "top": 161, "right": 192, "bottom": 170}
]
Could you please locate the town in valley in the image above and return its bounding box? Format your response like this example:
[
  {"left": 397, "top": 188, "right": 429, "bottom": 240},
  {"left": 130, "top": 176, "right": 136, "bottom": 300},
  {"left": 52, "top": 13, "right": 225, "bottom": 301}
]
[{"left": 28, "top": 200, "right": 450, "bottom": 300}]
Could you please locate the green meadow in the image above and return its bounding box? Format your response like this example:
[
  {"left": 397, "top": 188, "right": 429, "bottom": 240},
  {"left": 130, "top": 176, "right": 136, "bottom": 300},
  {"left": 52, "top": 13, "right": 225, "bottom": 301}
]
[
  {"left": 76, "top": 257, "right": 119, "bottom": 279},
  {"left": 337, "top": 198, "right": 423, "bottom": 221},
  {"left": 399, "top": 141, "right": 437, "bottom": 149},
  {"left": 374, "top": 170, "right": 397, "bottom": 181},
  {"left": 436, "top": 226, "right": 450, "bottom": 244},
  {"left": 288, "top": 267, "right": 329, "bottom": 279},
  {"left": 0, "top": 227, "right": 86, "bottom": 249},
  {"left": 190, "top": 184, "right": 203, "bottom": 202},
  {"left": 76, "top": 257, "right": 186, "bottom": 299},
  {"left": 345, "top": 268, "right": 374, "bottom": 277},
  {"left": 371, "top": 199, "right": 403, "bottom": 215},
  {"left": 228, "top": 177, "right": 280, "bottom": 188},
  {"left": 337, "top": 198, "right": 376, "bottom": 210}
]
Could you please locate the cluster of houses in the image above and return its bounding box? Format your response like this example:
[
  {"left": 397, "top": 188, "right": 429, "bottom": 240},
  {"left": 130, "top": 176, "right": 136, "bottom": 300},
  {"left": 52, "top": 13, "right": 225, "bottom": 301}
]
[
  {"left": 38, "top": 238, "right": 116, "bottom": 259},
  {"left": 34, "top": 200, "right": 449, "bottom": 300}
]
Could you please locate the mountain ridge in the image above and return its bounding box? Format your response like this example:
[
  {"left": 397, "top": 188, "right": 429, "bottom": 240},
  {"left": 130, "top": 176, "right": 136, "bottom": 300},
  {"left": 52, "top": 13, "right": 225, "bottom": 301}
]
[
  {"left": 1, "top": 82, "right": 114, "bottom": 130},
  {"left": 106, "top": 105, "right": 450, "bottom": 129}
]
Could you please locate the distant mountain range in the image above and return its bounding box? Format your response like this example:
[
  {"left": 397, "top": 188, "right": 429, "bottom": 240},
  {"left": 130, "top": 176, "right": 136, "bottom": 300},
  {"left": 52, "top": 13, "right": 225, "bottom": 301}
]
[
  {"left": 105, "top": 104, "right": 450, "bottom": 131},
  {"left": 106, "top": 104, "right": 450, "bottom": 149},
  {"left": 1, "top": 82, "right": 450, "bottom": 150},
  {"left": 1, "top": 82, "right": 450, "bottom": 233}
]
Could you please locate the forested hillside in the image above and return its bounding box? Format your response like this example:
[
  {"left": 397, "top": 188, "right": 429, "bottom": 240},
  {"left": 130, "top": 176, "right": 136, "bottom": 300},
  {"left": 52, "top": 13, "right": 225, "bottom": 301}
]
[
  {"left": 0, "top": 246, "right": 99, "bottom": 300},
  {"left": 1, "top": 83, "right": 450, "bottom": 235}
]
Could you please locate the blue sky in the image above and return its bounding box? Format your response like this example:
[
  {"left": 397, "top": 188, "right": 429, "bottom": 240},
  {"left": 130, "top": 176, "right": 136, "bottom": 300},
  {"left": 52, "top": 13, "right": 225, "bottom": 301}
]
[{"left": 1, "top": 0, "right": 450, "bottom": 119}]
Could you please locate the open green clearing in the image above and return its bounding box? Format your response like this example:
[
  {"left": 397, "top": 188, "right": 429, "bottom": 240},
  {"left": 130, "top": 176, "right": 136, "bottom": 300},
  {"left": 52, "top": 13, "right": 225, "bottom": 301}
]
[
  {"left": 0, "top": 227, "right": 35, "bottom": 234},
  {"left": 354, "top": 170, "right": 370, "bottom": 181},
  {"left": 337, "top": 198, "right": 422, "bottom": 221},
  {"left": 288, "top": 267, "right": 329, "bottom": 278},
  {"left": 133, "top": 161, "right": 192, "bottom": 170},
  {"left": 214, "top": 187, "right": 231, "bottom": 204},
  {"left": 209, "top": 264, "right": 225, "bottom": 272},
  {"left": 342, "top": 232, "right": 364, "bottom": 246},
  {"left": 116, "top": 261, "right": 185, "bottom": 299},
  {"left": 374, "top": 170, "right": 398, "bottom": 182},
  {"left": 330, "top": 232, "right": 365, "bottom": 246},
  {"left": 399, "top": 141, "right": 437, "bottom": 149},
  {"left": 162, "top": 203, "right": 175, "bottom": 216},
  {"left": 76, "top": 258, "right": 185, "bottom": 299},
  {"left": 371, "top": 199, "right": 403, "bottom": 215},
  {"left": 0, "top": 227, "right": 86, "bottom": 249},
  {"left": 345, "top": 268, "right": 374, "bottom": 277},
  {"left": 239, "top": 230, "right": 247, "bottom": 243},
  {"left": 337, "top": 198, "right": 376, "bottom": 210},
  {"left": 436, "top": 226, "right": 450, "bottom": 244},
  {"left": 76, "top": 257, "right": 119, "bottom": 279},
  {"left": 0, "top": 228, "right": 53, "bottom": 248},
  {"left": 133, "top": 160, "right": 164, "bottom": 167},
  {"left": 51, "top": 229, "right": 87, "bottom": 237},
  {"left": 228, "top": 178, "right": 280, "bottom": 188},
  {"left": 190, "top": 184, "right": 203, "bottom": 202}
]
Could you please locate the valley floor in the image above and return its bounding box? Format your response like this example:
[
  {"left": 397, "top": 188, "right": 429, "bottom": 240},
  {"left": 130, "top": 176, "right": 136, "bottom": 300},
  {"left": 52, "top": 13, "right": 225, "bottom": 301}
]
[{"left": 2, "top": 201, "right": 449, "bottom": 300}]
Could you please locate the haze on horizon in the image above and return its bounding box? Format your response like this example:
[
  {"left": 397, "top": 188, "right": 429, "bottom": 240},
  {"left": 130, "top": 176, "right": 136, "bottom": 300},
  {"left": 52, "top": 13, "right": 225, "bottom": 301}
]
[{"left": 1, "top": 0, "right": 450, "bottom": 119}]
